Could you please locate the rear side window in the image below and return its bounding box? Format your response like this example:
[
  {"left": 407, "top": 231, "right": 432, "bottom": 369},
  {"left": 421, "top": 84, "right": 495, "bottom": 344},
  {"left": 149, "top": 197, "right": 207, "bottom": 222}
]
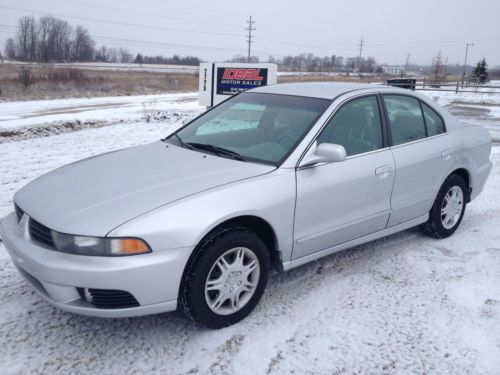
[
  {"left": 421, "top": 102, "right": 445, "bottom": 136},
  {"left": 383, "top": 95, "right": 426, "bottom": 146},
  {"left": 317, "top": 95, "right": 383, "bottom": 156}
]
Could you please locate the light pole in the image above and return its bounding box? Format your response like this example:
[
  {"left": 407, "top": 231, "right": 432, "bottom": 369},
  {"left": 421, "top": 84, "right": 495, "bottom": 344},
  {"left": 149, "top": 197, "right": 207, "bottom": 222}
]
[{"left": 462, "top": 42, "right": 474, "bottom": 87}]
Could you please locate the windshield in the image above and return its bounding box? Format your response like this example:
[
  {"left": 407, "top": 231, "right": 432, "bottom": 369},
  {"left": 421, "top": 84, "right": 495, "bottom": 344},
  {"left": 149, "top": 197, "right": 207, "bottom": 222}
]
[{"left": 173, "top": 92, "right": 330, "bottom": 165}]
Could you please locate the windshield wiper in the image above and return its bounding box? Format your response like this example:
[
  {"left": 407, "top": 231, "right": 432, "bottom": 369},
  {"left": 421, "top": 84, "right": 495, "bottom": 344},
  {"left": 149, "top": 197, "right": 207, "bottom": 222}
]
[
  {"left": 185, "top": 142, "right": 247, "bottom": 161},
  {"left": 167, "top": 133, "right": 195, "bottom": 150}
]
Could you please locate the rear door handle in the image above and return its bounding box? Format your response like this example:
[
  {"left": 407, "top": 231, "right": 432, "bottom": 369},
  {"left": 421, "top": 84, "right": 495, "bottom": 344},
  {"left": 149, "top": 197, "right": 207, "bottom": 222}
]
[
  {"left": 441, "top": 148, "right": 456, "bottom": 160},
  {"left": 375, "top": 165, "right": 392, "bottom": 178}
]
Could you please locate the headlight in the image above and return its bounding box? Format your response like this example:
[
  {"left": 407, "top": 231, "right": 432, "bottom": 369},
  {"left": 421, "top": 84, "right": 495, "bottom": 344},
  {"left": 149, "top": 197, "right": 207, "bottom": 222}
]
[{"left": 51, "top": 232, "right": 151, "bottom": 256}]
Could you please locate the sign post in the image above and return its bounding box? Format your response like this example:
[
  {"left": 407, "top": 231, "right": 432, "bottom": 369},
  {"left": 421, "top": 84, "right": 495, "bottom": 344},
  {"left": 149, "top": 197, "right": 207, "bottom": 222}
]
[{"left": 199, "top": 62, "right": 277, "bottom": 107}]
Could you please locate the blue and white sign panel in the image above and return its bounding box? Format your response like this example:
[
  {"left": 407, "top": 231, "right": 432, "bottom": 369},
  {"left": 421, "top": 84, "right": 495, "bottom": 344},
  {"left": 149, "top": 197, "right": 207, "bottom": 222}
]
[{"left": 199, "top": 62, "right": 277, "bottom": 107}]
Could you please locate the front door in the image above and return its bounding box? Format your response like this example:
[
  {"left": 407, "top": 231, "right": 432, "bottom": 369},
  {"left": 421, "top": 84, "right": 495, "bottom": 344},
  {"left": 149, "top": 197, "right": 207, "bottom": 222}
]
[{"left": 292, "top": 95, "right": 395, "bottom": 260}]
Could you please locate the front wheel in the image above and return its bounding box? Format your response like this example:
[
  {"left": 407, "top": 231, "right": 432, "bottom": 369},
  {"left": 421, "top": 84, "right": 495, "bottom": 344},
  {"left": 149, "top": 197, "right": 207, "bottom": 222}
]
[
  {"left": 421, "top": 174, "right": 467, "bottom": 238},
  {"left": 180, "top": 227, "right": 270, "bottom": 329}
]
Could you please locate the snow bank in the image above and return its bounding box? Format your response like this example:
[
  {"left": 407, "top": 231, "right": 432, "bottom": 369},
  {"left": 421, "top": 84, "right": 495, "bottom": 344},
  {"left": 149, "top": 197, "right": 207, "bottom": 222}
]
[{"left": 0, "top": 93, "right": 199, "bottom": 130}]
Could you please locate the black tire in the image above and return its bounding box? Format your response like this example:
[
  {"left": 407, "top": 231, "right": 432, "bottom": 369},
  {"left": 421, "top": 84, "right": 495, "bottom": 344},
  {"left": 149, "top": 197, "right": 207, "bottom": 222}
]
[
  {"left": 421, "top": 174, "right": 467, "bottom": 239},
  {"left": 180, "top": 227, "right": 270, "bottom": 329}
]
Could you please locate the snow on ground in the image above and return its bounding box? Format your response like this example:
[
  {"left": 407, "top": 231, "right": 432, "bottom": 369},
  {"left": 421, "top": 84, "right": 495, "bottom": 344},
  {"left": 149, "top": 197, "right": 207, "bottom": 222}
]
[
  {"left": 0, "top": 93, "right": 199, "bottom": 129},
  {"left": 0, "top": 90, "right": 500, "bottom": 374}
]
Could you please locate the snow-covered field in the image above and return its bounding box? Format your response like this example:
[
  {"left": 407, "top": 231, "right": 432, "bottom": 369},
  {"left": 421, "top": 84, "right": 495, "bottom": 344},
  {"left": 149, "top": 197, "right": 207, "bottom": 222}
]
[
  {"left": 0, "top": 89, "right": 499, "bottom": 374},
  {"left": 0, "top": 93, "right": 199, "bottom": 129}
]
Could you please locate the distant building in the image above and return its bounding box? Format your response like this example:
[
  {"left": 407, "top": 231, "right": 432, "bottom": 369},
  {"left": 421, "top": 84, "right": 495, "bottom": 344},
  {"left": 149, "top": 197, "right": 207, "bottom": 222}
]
[{"left": 382, "top": 65, "right": 405, "bottom": 76}]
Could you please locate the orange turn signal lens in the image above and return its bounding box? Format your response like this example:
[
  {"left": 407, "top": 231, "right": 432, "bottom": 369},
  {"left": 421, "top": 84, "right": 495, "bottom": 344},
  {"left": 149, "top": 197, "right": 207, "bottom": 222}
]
[{"left": 110, "top": 238, "right": 150, "bottom": 255}]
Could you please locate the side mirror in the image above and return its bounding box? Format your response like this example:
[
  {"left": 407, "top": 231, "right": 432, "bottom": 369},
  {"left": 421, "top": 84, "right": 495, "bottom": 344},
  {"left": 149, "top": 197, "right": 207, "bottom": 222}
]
[{"left": 299, "top": 142, "right": 347, "bottom": 168}]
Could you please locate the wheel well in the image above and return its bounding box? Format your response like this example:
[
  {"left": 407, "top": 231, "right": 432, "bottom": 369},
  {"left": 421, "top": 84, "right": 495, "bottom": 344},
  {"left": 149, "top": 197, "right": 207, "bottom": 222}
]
[
  {"left": 450, "top": 168, "right": 471, "bottom": 202},
  {"left": 211, "top": 216, "right": 282, "bottom": 271},
  {"left": 188, "top": 216, "right": 281, "bottom": 273},
  {"left": 177, "top": 215, "right": 282, "bottom": 307}
]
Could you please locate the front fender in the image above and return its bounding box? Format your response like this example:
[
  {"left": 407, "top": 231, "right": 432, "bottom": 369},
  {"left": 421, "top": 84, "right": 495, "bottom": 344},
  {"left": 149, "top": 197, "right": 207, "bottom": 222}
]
[{"left": 108, "top": 168, "right": 297, "bottom": 262}]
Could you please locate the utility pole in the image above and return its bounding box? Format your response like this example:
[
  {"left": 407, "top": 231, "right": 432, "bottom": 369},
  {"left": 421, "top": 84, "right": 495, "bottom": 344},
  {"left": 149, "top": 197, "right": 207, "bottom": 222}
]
[
  {"left": 462, "top": 42, "right": 474, "bottom": 87},
  {"left": 245, "top": 15, "right": 256, "bottom": 63},
  {"left": 404, "top": 54, "right": 410, "bottom": 77},
  {"left": 357, "top": 37, "right": 364, "bottom": 71}
]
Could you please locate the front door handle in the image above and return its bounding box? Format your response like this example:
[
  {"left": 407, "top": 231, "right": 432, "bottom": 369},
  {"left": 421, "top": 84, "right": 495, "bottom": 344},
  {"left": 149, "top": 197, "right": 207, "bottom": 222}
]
[{"left": 375, "top": 165, "right": 392, "bottom": 178}]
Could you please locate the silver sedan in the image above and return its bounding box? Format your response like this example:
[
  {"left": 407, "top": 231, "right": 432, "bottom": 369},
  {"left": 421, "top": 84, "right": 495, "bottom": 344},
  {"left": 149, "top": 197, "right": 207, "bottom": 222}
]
[{"left": 1, "top": 83, "right": 492, "bottom": 328}]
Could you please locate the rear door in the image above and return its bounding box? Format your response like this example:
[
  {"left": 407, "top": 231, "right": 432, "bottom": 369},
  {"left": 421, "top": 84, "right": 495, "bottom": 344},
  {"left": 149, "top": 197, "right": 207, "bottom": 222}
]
[
  {"left": 382, "top": 94, "right": 455, "bottom": 226},
  {"left": 292, "top": 95, "right": 395, "bottom": 260}
]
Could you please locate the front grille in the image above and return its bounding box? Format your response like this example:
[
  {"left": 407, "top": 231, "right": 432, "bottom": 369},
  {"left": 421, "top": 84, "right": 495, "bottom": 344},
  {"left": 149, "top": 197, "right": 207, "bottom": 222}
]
[
  {"left": 78, "top": 288, "right": 140, "bottom": 309},
  {"left": 14, "top": 203, "right": 24, "bottom": 223},
  {"left": 29, "top": 218, "right": 55, "bottom": 249}
]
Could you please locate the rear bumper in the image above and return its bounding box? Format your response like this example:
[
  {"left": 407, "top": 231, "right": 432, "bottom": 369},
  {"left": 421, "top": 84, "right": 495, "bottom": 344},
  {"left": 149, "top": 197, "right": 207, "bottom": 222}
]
[
  {"left": 1, "top": 213, "right": 193, "bottom": 318},
  {"left": 470, "top": 160, "right": 493, "bottom": 201}
]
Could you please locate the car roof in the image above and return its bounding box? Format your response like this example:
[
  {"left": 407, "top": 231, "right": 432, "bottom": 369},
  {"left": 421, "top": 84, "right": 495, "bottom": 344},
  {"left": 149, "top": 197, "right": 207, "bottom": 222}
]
[{"left": 249, "top": 82, "right": 388, "bottom": 100}]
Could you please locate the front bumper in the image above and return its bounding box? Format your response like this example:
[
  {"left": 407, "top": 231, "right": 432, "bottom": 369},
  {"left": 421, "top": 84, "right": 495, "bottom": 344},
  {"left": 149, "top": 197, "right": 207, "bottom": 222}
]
[{"left": 1, "top": 213, "right": 193, "bottom": 318}]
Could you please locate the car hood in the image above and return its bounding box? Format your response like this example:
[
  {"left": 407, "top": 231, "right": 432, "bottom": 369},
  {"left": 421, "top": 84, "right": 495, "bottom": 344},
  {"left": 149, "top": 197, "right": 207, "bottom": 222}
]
[{"left": 15, "top": 141, "right": 274, "bottom": 236}]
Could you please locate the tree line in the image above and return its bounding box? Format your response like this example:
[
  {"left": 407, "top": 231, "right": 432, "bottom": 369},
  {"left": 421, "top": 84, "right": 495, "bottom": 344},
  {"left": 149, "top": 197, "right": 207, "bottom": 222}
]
[
  {"left": 3, "top": 15, "right": 200, "bottom": 65},
  {"left": 133, "top": 53, "right": 200, "bottom": 66},
  {"left": 271, "top": 54, "right": 379, "bottom": 73},
  {"left": 230, "top": 53, "right": 380, "bottom": 73},
  {"left": 4, "top": 15, "right": 96, "bottom": 62}
]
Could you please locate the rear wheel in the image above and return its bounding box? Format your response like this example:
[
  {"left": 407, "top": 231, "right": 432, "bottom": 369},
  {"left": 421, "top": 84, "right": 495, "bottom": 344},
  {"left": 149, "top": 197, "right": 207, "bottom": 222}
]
[
  {"left": 422, "top": 174, "right": 466, "bottom": 238},
  {"left": 180, "top": 227, "right": 270, "bottom": 329}
]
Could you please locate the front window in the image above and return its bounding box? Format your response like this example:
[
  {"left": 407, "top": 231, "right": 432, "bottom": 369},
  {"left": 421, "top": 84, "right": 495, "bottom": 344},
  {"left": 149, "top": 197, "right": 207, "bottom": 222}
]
[
  {"left": 173, "top": 92, "right": 330, "bottom": 165},
  {"left": 317, "top": 95, "right": 383, "bottom": 156}
]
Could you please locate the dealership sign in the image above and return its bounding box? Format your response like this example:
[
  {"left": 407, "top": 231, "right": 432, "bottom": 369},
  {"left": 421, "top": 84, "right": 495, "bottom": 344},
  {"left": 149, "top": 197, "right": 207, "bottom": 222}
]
[{"left": 199, "top": 63, "right": 277, "bottom": 106}]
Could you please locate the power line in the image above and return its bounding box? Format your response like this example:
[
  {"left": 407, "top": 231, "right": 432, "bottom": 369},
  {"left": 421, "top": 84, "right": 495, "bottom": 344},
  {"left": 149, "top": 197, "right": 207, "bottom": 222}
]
[
  {"left": 0, "top": 24, "right": 279, "bottom": 57},
  {"left": 0, "top": 5, "right": 243, "bottom": 38},
  {"left": 0, "top": 24, "right": 249, "bottom": 54},
  {"left": 45, "top": 0, "right": 244, "bottom": 31},
  {"left": 245, "top": 15, "right": 256, "bottom": 62}
]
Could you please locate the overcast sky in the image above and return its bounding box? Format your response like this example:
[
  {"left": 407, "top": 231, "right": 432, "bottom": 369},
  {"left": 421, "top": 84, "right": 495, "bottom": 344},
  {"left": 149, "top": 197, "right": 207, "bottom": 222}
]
[{"left": 0, "top": 0, "right": 499, "bottom": 66}]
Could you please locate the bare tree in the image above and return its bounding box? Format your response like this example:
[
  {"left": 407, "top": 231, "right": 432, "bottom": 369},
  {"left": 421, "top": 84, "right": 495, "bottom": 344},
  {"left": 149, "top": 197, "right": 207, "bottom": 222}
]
[
  {"left": 72, "top": 25, "right": 94, "bottom": 61},
  {"left": 28, "top": 17, "right": 38, "bottom": 61},
  {"left": 119, "top": 48, "right": 133, "bottom": 63},
  {"left": 432, "top": 50, "right": 444, "bottom": 81},
  {"left": 51, "top": 17, "right": 73, "bottom": 61},
  {"left": 95, "top": 46, "right": 108, "bottom": 62},
  {"left": 360, "top": 56, "right": 376, "bottom": 73},
  {"left": 16, "top": 16, "right": 37, "bottom": 60},
  {"left": 37, "top": 16, "right": 52, "bottom": 62},
  {"left": 4, "top": 38, "right": 16, "bottom": 59},
  {"left": 107, "top": 47, "right": 119, "bottom": 63},
  {"left": 24, "top": 15, "right": 74, "bottom": 62}
]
